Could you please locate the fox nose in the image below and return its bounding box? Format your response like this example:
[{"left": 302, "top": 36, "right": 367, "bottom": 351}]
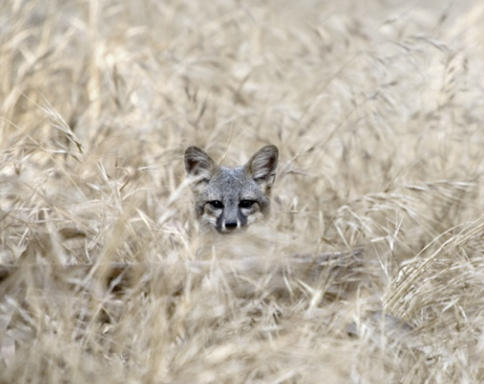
[{"left": 225, "top": 221, "right": 238, "bottom": 230}]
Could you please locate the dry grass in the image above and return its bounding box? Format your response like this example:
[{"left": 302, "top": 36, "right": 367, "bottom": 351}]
[{"left": 1, "top": 0, "right": 484, "bottom": 382}]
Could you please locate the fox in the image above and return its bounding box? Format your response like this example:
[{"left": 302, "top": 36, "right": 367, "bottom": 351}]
[{"left": 184, "top": 145, "right": 279, "bottom": 234}]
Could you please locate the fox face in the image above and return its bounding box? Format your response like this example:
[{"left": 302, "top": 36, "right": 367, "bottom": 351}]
[{"left": 184, "top": 145, "right": 278, "bottom": 234}]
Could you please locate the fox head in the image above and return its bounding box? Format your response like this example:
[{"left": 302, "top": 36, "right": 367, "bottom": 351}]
[{"left": 184, "top": 145, "right": 279, "bottom": 234}]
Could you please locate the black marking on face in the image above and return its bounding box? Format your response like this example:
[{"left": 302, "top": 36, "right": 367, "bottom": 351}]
[
  {"left": 237, "top": 209, "right": 248, "bottom": 228},
  {"left": 216, "top": 214, "right": 226, "bottom": 232}
]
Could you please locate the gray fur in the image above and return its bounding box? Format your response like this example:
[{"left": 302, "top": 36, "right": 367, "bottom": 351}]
[
  {"left": 184, "top": 146, "right": 215, "bottom": 183},
  {"left": 184, "top": 145, "right": 279, "bottom": 234}
]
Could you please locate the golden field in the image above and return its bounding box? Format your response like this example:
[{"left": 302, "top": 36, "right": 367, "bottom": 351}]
[{"left": 1, "top": 0, "right": 484, "bottom": 382}]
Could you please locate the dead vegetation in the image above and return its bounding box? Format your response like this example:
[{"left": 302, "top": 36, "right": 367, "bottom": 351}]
[{"left": 1, "top": 0, "right": 484, "bottom": 382}]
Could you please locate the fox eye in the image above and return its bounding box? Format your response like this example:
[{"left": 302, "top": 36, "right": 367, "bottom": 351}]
[
  {"left": 208, "top": 200, "right": 224, "bottom": 209},
  {"left": 239, "top": 200, "right": 255, "bottom": 209}
]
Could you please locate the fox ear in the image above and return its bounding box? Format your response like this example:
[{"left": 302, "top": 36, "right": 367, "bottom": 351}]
[
  {"left": 245, "top": 145, "right": 279, "bottom": 190},
  {"left": 184, "top": 146, "right": 215, "bottom": 182}
]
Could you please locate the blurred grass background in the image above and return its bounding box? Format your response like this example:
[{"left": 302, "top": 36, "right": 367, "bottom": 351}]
[{"left": 2, "top": 0, "right": 484, "bottom": 382}]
